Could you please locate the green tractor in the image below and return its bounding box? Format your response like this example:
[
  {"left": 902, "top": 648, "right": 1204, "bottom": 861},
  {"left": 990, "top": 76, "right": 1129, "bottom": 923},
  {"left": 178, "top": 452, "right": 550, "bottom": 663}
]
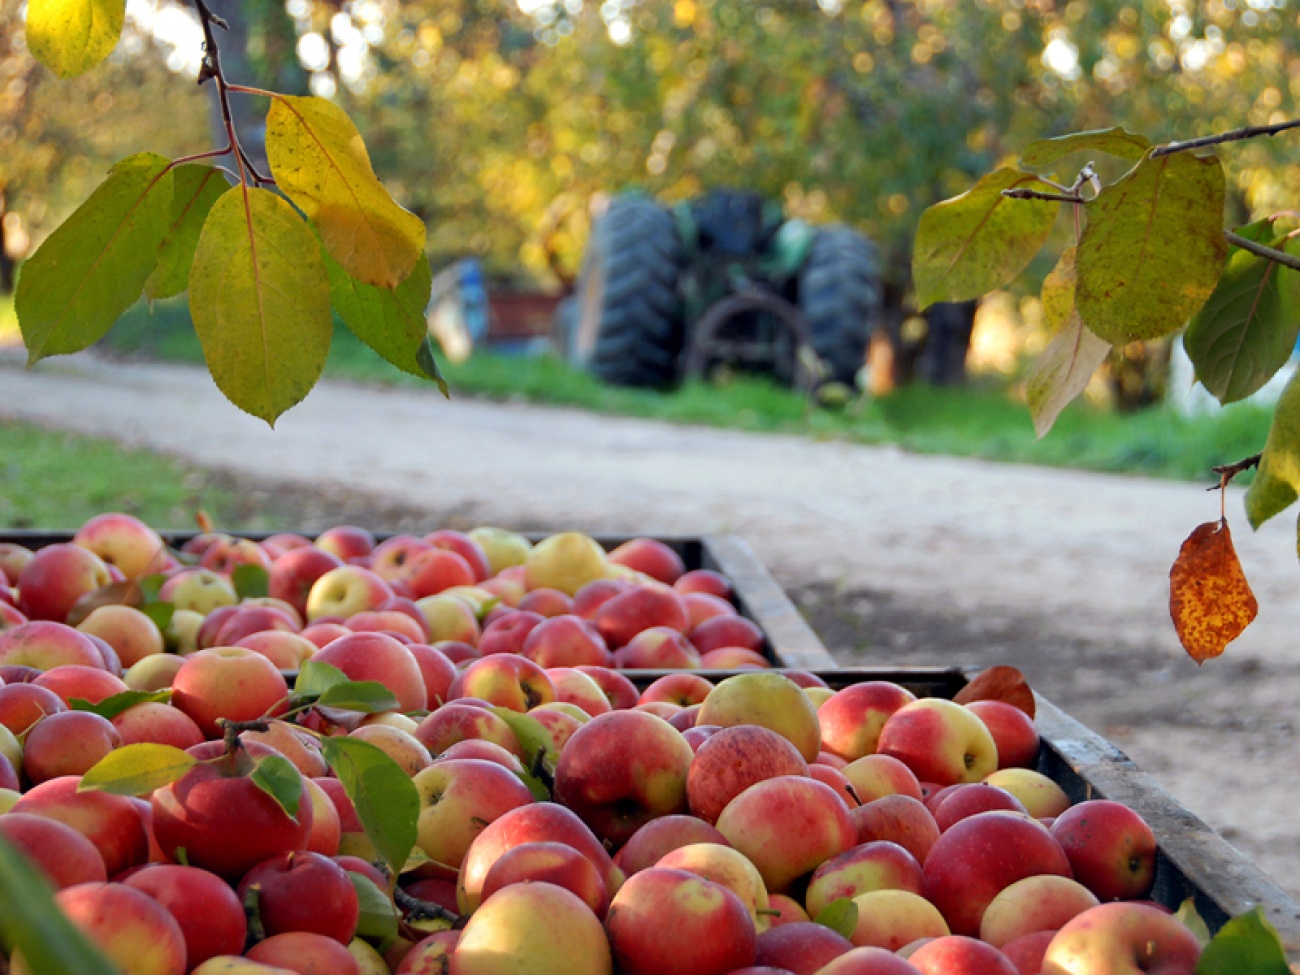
[{"left": 558, "top": 190, "right": 882, "bottom": 391}]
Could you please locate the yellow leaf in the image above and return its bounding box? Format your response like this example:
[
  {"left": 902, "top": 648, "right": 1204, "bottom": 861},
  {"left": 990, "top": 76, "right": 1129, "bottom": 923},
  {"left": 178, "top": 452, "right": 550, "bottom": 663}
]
[
  {"left": 1169, "top": 519, "right": 1258, "bottom": 664},
  {"left": 1024, "top": 310, "right": 1110, "bottom": 438},
  {"left": 25, "top": 0, "right": 125, "bottom": 78},
  {"left": 265, "top": 95, "right": 425, "bottom": 288},
  {"left": 188, "top": 186, "right": 332, "bottom": 426}
]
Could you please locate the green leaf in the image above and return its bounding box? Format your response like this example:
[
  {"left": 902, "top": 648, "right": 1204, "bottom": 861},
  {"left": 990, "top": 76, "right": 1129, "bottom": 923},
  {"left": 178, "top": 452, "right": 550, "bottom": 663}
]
[
  {"left": 417, "top": 335, "right": 451, "bottom": 398},
  {"left": 813, "top": 897, "right": 859, "bottom": 940},
  {"left": 295, "top": 659, "right": 350, "bottom": 698},
  {"left": 1246, "top": 371, "right": 1300, "bottom": 528},
  {"left": 327, "top": 252, "right": 445, "bottom": 391},
  {"left": 139, "top": 574, "right": 167, "bottom": 602},
  {"left": 78, "top": 743, "right": 195, "bottom": 796},
  {"left": 1175, "top": 898, "right": 1212, "bottom": 949},
  {"left": 1025, "top": 311, "right": 1112, "bottom": 438},
  {"left": 0, "top": 836, "right": 120, "bottom": 975},
  {"left": 145, "top": 164, "right": 229, "bottom": 300},
  {"left": 70, "top": 689, "right": 171, "bottom": 721},
  {"left": 322, "top": 737, "right": 420, "bottom": 878},
  {"left": 265, "top": 95, "right": 426, "bottom": 288},
  {"left": 513, "top": 769, "right": 551, "bottom": 802},
  {"left": 1184, "top": 236, "right": 1300, "bottom": 405},
  {"left": 15, "top": 152, "right": 173, "bottom": 363},
  {"left": 1075, "top": 152, "right": 1228, "bottom": 344},
  {"left": 1020, "top": 127, "right": 1152, "bottom": 167},
  {"left": 25, "top": 0, "right": 125, "bottom": 78},
  {"left": 912, "top": 168, "right": 1060, "bottom": 309},
  {"left": 317, "top": 681, "right": 400, "bottom": 714},
  {"left": 250, "top": 753, "right": 303, "bottom": 821},
  {"left": 347, "top": 871, "right": 400, "bottom": 950},
  {"left": 1041, "top": 247, "right": 1077, "bottom": 334},
  {"left": 232, "top": 563, "right": 270, "bottom": 600},
  {"left": 1196, "top": 906, "right": 1289, "bottom": 975},
  {"left": 189, "top": 186, "right": 332, "bottom": 426},
  {"left": 490, "top": 706, "right": 557, "bottom": 767},
  {"left": 140, "top": 600, "right": 175, "bottom": 632}
]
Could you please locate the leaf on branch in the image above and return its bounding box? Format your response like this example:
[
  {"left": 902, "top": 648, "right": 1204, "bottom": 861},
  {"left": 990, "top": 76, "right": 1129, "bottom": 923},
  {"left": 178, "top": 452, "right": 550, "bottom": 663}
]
[
  {"left": 266, "top": 95, "right": 426, "bottom": 288},
  {"left": 1019, "top": 127, "right": 1152, "bottom": 167},
  {"left": 25, "top": 0, "right": 126, "bottom": 78},
  {"left": 77, "top": 743, "right": 196, "bottom": 796},
  {"left": 1075, "top": 152, "right": 1228, "bottom": 344},
  {"left": 1169, "top": 519, "right": 1258, "bottom": 664},
  {"left": 145, "top": 165, "right": 229, "bottom": 301},
  {"left": 322, "top": 737, "right": 420, "bottom": 878},
  {"left": 188, "top": 186, "right": 332, "bottom": 427},
  {"left": 15, "top": 152, "right": 173, "bottom": 364},
  {"left": 912, "top": 168, "right": 1060, "bottom": 310},
  {"left": 327, "top": 253, "right": 447, "bottom": 394},
  {"left": 1040, "top": 247, "right": 1077, "bottom": 334},
  {"left": 952, "top": 665, "right": 1036, "bottom": 718},
  {"left": 348, "top": 871, "right": 399, "bottom": 949},
  {"left": 250, "top": 753, "right": 303, "bottom": 821},
  {"left": 1183, "top": 233, "right": 1300, "bottom": 405},
  {"left": 70, "top": 689, "right": 171, "bottom": 721},
  {"left": 1246, "top": 371, "right": 1300, "bottom": 528},
  {"left": 1195, "top": 906, "right": 1290, "bottom": 975},
  {"left": 1025, "top": 310, "right": 1111, "bottom": 438}
]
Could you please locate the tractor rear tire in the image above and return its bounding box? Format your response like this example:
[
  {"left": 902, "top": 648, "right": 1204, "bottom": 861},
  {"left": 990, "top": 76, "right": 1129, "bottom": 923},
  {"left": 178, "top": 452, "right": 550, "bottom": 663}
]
[
  {"left": 570, "top": 195, "right": 684, "bottom": 387},
  {"left": 797, "top": 226, "right": 882, "bottom": 386}
]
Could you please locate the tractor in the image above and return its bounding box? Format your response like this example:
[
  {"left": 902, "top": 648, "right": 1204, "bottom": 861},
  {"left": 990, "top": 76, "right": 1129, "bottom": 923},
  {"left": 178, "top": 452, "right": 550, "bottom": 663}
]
[{"left": 557, "top": 190, "right": 883, "bottom": 391}]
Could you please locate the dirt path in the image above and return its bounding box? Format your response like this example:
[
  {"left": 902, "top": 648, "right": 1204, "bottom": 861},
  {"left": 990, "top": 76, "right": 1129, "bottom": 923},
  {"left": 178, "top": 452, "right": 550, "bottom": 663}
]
[{"left": 4, "top": 351, "right": 1300, "bottom": 893}]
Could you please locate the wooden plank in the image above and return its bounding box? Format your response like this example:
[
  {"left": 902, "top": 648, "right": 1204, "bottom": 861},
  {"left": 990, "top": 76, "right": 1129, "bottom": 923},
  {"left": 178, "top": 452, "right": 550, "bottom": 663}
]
[{"left": 699, "top": 534, "right": 838, "bottom": 670}]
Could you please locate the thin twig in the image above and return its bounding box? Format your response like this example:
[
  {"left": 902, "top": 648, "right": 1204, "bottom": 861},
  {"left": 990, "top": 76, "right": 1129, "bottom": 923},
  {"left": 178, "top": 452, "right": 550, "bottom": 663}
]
[
  {"left": 1225, "top": 231, "right": 1300, "bottom": 272},
  {"left": 1152, "top": 117, "right": 1300, "bottom": 157},
  {"left": 1001, "top": 188, "right": 1086, "bottom": 204},
  {"left": 392, "top": 885, "right": 460, "bottom": 925},
  {"left": 192, "top": 0, "right": 275, "bottom": 185},
  {"left": 1209, "top": 453, "right": 1262, "bottom": 491}
]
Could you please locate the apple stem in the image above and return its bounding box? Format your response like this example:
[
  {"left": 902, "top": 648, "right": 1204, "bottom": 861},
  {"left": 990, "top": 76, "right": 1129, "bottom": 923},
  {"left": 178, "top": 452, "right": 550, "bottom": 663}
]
[{"left": 217, "top": 717, "right": 273, "bottom": 760}]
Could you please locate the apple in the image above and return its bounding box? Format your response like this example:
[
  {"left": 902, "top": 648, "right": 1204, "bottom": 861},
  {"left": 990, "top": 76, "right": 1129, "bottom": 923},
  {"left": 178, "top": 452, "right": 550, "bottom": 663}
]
[
  {"left": 346, "top": 609, "right": 427, "bottom": 643},
  {"left": 851, "top": 795, "right": 941, "bottom": 866},
  {"left": 414, "top": 702, "right": 523, "bottom": 758},
  {"left": 687, "top": 724, "right": 809, "bottom": 824},
  {"left": 614, "top": 626, "right": 702, "bottom": 669},
  {"left": 160, "top": 569, "right": 239, "bottom": 615},
  {"left": 457, "top": 802, "right": 625, "bottom": 914},
  {"left": 76, "top": 605, "right": 164, "bottom": 668},
  {"left": 642, "top": 673, "right": 714, "bottom": 707},
  {"left": 656, "top": 842, "right": 770, "bottom": 929},
  {"left": 303, "top": 776, "right": 343, "bottom": 856},
  {"left": 697, "top": 647, "right": 770, "bottom": 669},
  {"left": 236, "top": 630, "right": 317, "bottom": 670},
  {"left": 0, "top": 679, "right": 67, "bottom": 733},
  {"left": 412, "top": 758, "right": 536, "bottom": 870},
  {"left": 300, "top": 621, "right": 352, "bottom": 648},
  {"left": 572, "top": 579, "right": 628, "bottom": 620},
  {"left": 907, "top": 936, "right": 1019, "bottom": 975},
  {"left": 922, "top": 810, "right": 1071, "bottom": 936},
  {"left": 0, "top": 601, "right": 28, "bottom": 631},
  {"left": 964, "top": 700, "right": 1040, "bottom": 770},
  {"left": 9, "top": 881, "right": 187, "bottom": 975},
  {"left": 980, "top": 874, "right": 1099, "bottom": 947},
  {"left": 16, "top": 543, "right": 112, "bottom": 622},
  {"left": 482, "top": 840, "right": 611, "bottom": 917},
  {"left": 0, "top": 812, "right": 109, "bottom": 888},
  {"left": 245, "top": 931, "right": 363, "bottom": 974},
  {"left": 315, "top": 526, "right": 376, "bottom": 562},
  {"left": 606, "top": 868, "right": 755, "bottom": 975},
  {"left": 716, "top": 776, "right": 857, "bottom": 893},
  {"left": 403, "top": 547, "right": 476, "bottom": 599},
  {"left": 688, "top": 615, "right": 764, "bottom": 656},
  {"left": 11, "top": 775, "right": 150, "bottom": 876},
  {"left": 522, "top": 532, "right": 607, "bottom": 596},
  {"left": 306, "top": 567, "right": 394, "bottom": 622},
  {"left": 32, "top": 663, "right": 127, "bottom": 705},
  {"left": 804, "top": 841, "right": 925, "bottom": 917},
  {"left": 1040, "top": 902, "right": 1201, "bottom": 975},
  {"left": 594, "top": 585, "right": 689, "bottom": 648},
  {"left": 817, "top": 947, "right": 926, "bottom": 975},
  {"left": 841, "top": 754, "right": 924, "bottom": 803},
  {"left": 476, "top": 610, "right": 544, "bottom": 657},
  {"left": 188, "top": 955, "right": 302, "bottom": 973},
  {"left": 606, "top": 538, "right": 686, "bottom": 584},
  {"left": 312, "top": 631, "right": 427, "bottom": 712},
  {"left": 123, "top": 654, "right": 186, "bottom": 692},
  {"left": 681, "top": 592, "right": 736, "bottom": 630},
  {"left": 457, "top": 881, "right": 612, "bottom": 975},
  {"left": 0, "top": 542, "right": 35, "bottom": 585},
  {"left": 23, "top": 709, "right": 122, "bottom": 784},
  {"left": 984, "top": 769, "right": 1071, "bottom": 819},
  {"left": 613, "top": 815, "right": 730, "bottom": 875},
  {"left": 877, "top": 699, "right": 999, "bottom": 786},
  {"left": 1049, "top": 799, "right": 1158, "bottom": 901},
  {"left": 0, "top": 620, "right": 105, "bottom": 671},
  {"left": 371, "top": 534, "right": 433, "bottom": 581},
  {"left": 754, "top": 921, "right": 853, "bottom": 975},
  {"left": 543, "top": 667, "right": 613, "bottom": 717},
  {"left": 518, "top": 587, "right": 575, "bottom": 618},
  {"left": 674, "top": 569, "right": 733, "bottom": 600},
  {"left": 433, "top": 738, "right": 525, "bottom": 772},
  {"left": 424, "top": 529, "right": 492, "bottom": 582},
  {"left": 575, "top": 665, "right": 639, "bottom": 711},
  {"left": 932, "top": 783, "right": 1027, "bottom": 832},
  {"left": 845, "top": 889, "right": 949, "bottom": 951},
  {"left": 819, "top": 682, "right": 917, "bottom": 761},
  {"left": 200, "top": 537, "right": 272, "bottom": 576},
  {"left": 73, "top": 513, "right": 167, "bottom": 578},
  {"left": 123, "top": 863, "right": 248, "bottom": 968},
  {"left": 554, "top": 709, "right": 695, "bottom": 847},
  {"left": 349, "top": 724, "right": 433, "bottom": 776},
  {"left": 238, "top": 850, "right": 359, "bottom": 943},
  {"left": 170, "top": 647, "right": 290, "bottom": 738},
  {"left": 412, "top": 594, "right": 481, "bottom": 648},
  {"left": 467, "top": 526, "right": 532, "bottom": 573},
  {"left": 243, "top": 719, "right": 329, "bottom": 776},
  {"left": 767, "top": 893, "right": 811, "bottom": 927},
  {"left": 1002, "top": 930, "right": 1056, "bottom": 975},
  {"left": 695, "top": 672, "right": 821, "bottom": 762},
  {"left": 450, "top": 654, "right": 555, "bottom": 712},
  {"left": 520, "top": 615, "right": 610, "bottom": 668}
]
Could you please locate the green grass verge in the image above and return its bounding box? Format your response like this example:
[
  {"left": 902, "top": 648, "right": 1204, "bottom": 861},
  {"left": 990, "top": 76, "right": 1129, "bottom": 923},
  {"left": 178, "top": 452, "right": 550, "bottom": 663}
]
[
  {"left": 100, "top": 297, "right": 1271, "bottom": 483},
  {"left": 0, "top": 421, "right": 245, "bottom": 531}
]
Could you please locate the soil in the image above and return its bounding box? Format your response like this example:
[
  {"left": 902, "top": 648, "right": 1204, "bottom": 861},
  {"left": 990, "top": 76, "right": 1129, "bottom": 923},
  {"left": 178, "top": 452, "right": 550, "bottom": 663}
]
[{"left": 3, "top": 350, "right": 1300, "bottom": 895}]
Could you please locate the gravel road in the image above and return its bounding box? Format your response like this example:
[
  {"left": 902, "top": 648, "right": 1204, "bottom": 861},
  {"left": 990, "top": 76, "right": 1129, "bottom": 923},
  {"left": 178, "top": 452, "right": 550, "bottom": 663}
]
[{"left": 4, "top": 351, "right": 1300, "bottom": 894}]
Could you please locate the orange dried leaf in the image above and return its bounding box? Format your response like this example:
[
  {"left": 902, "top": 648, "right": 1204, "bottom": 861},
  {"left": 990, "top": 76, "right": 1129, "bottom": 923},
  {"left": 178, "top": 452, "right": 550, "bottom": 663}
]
[
  {"left": 953, "top": 665, "right": 1036, "bottom": 718},
  {"left": 1170, "top": 520, "right": 1258, "bottom": 664}
]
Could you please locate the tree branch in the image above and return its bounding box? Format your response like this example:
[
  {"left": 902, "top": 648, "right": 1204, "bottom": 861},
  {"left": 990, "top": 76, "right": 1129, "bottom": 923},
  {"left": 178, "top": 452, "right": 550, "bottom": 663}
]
[
  {"left": 1224, "top": 231, "right": 1300, "bottom": 272},
  {"left": 192, "top": 0, "right": 275, "bottom": 186},
  {"left": 1152, "top": 118, "right": 1300, "bottom": 157},
  {"left": 1001, "top": 188, "right": 1086, "bottom": 204},
  {"left": 1209, "top": 453, "right": 1262, "bottom": 491}
]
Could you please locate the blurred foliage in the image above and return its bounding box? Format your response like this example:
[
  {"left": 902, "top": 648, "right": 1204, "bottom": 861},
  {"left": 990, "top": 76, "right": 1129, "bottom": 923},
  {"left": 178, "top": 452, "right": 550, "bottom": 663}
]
[{"left": 5, "top": 0, "right": 1300, "bottom": 289}]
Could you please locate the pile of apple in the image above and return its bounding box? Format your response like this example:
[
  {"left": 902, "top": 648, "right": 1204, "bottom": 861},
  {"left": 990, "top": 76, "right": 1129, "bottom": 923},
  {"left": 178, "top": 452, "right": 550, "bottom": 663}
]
[{"left": 0, "top": 515, "right": 1208, "bottom": 975}]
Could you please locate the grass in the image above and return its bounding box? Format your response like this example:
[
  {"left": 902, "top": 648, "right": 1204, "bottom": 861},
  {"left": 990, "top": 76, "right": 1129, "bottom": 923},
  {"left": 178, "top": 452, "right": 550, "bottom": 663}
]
[
  {"left": 98, "top": 296, "right": 1273, "bottom": 484},
  {"left": 0, "top": 421, "right": 247, "bottom": 531}
]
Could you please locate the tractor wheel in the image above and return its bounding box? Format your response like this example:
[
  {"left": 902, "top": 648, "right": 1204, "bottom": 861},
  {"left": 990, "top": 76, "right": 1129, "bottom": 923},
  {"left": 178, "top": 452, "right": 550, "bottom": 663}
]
[
  {"left": 797, "top": 226, "right": 882, "bottom": 386},
  {"left": 569, "top": 195, "right": 684, "bottom": 387}
]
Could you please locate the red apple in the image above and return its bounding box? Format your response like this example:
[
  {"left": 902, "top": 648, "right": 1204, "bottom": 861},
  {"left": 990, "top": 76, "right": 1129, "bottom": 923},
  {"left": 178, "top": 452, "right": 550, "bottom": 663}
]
[
  {"left": 819, "top": 683, "right": 917, "bottom": 761},
  {"left": 613, "top": 815, "right": 730, "bottom": 875},
  {"left": 851, "top": 795, "right": 941, "bottom": 866},
  {"left": 433, "top": 738, "right": 525, "bottom": 772},
  {"left": 425, "top": 529, "right": 493, "bottom": 583},
  {"left": 518, "top": 587, "right": 575, "bottom": 618},
  {"left": 170, "top": 647, "right": 290, "bottom": 739},
  {"left": 238, "top": 850, "right": 359, "bottom": 943},
  {"left": 450, "top": 654, "right": 555, "bottom": 712},
  {"left": 687, "top": 724, "right": 809, "bottom": 824},
  {"left": 315, "top": 526, "right": 376, "bottom": 561},
  {"left": 614, "top": 626, "right": 702, "bottom": 669},
  {"left": 412, "top": 758, "right": 535, "bottom": 870},
  {"left": 674, "top": 569, "right": 732, "bottom": 600},
  {"left": 932, "top": 783, "right": 1027, "bottom": 832},
  {"left": 482, "top": 840, "right": 610, "bottom": 917},
  {"left": 606, "top": 538, "right": 686, "bottom": 584},
  {"left": 200, "top": 537, "right": 272, "bottom": 576},
  {"left": 521, "top": 615, "right": 610, "bottom": 668},
  {"left": 572, "top": 579, "right": 628, "bottom": 620},
  {"left": 805, "top": 841, "right": 924, "bottom": 917},
  {"left": 414, "top": 702, "right": 522, "bottom": 758},
  {"left": 0, "top": 812, "right": 108, "bottom": 888},
  {"left": 23, "top": 709, "right": 122, "bottom": 784},
  {"left": 245, "top": 930, "right": 363, "bottom": 975},
  {"left": 754, "top": 922, "right": 853, "bottom": 975},
  {"left": 641, "top": 673, "right": 714, "bottom": 707},
  {"left": 980, "top": 874, "right": 1099, "bottom": 947},
  {"left": 370, "top": 534, "right": 433, "bottom": 581},
  {"left": 124, "top": 864, "right": 247, "bottom": 968},
  {"left": 817, "top": 948, "right": 925, "bottom": 974},
  {"left": 456, "top": 881, "right": 611, "bottom": 975},
  {"left": 76, "top": 605, "right": 164, "bottom": 668},
  {"left": 312, "top": 631, "right": 427, "bottom": 712},
  {"left": 965, "top": 700, "right": 1040, "bottom": 770},
  {"left": 1049, "top": 799, "right": 1157, "bottom": 901},
  {"left": 841, "top": 755, "right": 924, "bottom": 804},
  {"left": 877, "top": 699, "right": 999, "bottom": 786},
  {"left": 402, "top": 548, "right": 476, "bottom": 599},
  {"left": 908, "top": 936, "right": 1018, "bottom": 975},
  {"left": 697, "top": 647, "right": 770, "bottom": 669},
  {"left": 0, "top": 543, "right": 35, "bottom": 586},
  {"left": 575, "top": 665, "right": 640, "bottom": 711},
  {"left": 1040, "top": 902, "right": 1201, "bottom": 974},
  {"left": 688, "top": 614, "right": 764, "bottom": 655},
  {"left": 16, "top": 544, "right": 112, "bottom": 622},
  {"left": 0, "top": 620, "right": 105, "bottom": 671},
  {"left": 681, "top": 592, "right": 736, "bottom": 629},
  {"left": 32, "top": 663, "right": 128, "bottom": 705},
  {"left": 0, "top": 679, "right": 66, "bottom": 733},
  {"left": 300, "top": 621, "right": 352, "bottom": 648},
  {"left": 544, "top": 668, "right": 613, "bottom": 717},
  {"left": 594, "top": 585, "right": 689, "bottom": 648},
  {"left": 11, "top": 775, "right": 149, "bottom": 876}
]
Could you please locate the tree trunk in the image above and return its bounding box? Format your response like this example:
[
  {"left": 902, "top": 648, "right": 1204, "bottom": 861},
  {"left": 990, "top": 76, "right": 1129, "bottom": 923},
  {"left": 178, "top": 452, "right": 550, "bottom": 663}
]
[{"left": 916, "top": 300, "right": 978, "bottom": 386}]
